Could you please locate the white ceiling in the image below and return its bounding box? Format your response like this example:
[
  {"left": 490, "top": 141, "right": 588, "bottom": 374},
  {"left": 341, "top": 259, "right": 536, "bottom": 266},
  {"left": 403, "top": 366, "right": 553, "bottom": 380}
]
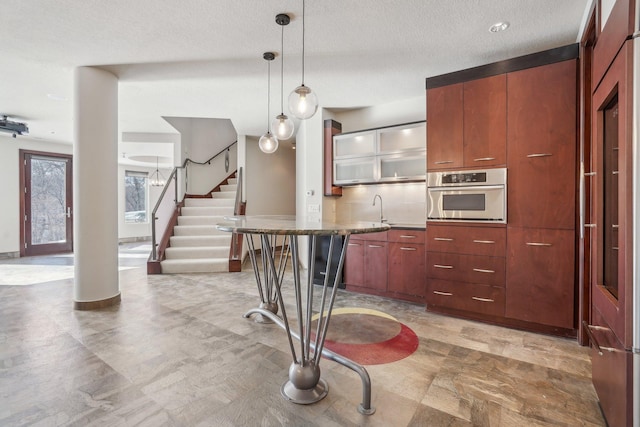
[{"left": 0, "top": 0, "right": 590, "bottom": 162}]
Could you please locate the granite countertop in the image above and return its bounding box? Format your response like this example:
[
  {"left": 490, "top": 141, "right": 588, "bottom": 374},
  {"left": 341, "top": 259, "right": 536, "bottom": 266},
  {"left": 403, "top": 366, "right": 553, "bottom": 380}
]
[
  {"left": 217, "top": 215, "right": 391, "bottom": 236},
  {"left": 388, "top": 222, "right": 426, "bottom": 230}
]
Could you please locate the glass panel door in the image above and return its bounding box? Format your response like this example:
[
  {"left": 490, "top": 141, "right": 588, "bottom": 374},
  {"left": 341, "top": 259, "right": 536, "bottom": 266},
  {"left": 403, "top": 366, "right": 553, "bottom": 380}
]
[{"left": 21, "top": 151, "right": 73, "bottom": 256}]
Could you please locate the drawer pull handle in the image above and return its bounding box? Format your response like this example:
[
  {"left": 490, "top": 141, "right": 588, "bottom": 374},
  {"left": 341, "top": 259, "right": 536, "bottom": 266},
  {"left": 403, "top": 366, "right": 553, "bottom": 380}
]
[
  {"left": 368, "top": 244, "right": 383, "bottom": 248},
  {"left": 348, "top": 243, "right": 361, "bottom": 246},
  {"left": 400, "top": 247, "right": 417, "bottom": 251},
  {"left": 527, "top": 153, "right": 553, "bottom": 158},
  {"left": 434, "top": 237, "right": 453, "bottom": 241},
  {"left": 473, "top": 239, "right": 495, "bottom": 244},
  {"left": 434, "top": 264, "right": 453, "bottom": 269},
  {"left": 526, "top": 242, "right": 552, "bottom": 247},
  {"left": 612, "top": 170, "right": 619, "bottom": 175},
  {"left": 472, "top": 296, "right": 494, "bottom": 303},
  {"left": 433, "top": 291, "right": 452, "bottom": 296},
  {"left": 400, "top": 235, "right": 417, "bottom": 238},
  {"left": 319, "top": 271, "right": 326, "bottom": 276},
  {"left": 434, "top": 160, "right": 454, "bottom": 164},
  {"left": 583, "top": 321, "right": 616, "bottom": 356},
  {"left": 612, "top": 224, "right": 619, "bottom": 229},
  {"left": 584, "top": 172, "right": 596, "bottom": 177},
  {"left": 473, "top": 268, "right": 495, "bottom": 274},
  {"left": 612, "top": 246, "right": 619, "bottom": 250},
  {"left": 584, "top": 224, "right": 596, "bottom": 228},
  {"left": 473, "top": 157, "right": 496, "bottom": 162}
]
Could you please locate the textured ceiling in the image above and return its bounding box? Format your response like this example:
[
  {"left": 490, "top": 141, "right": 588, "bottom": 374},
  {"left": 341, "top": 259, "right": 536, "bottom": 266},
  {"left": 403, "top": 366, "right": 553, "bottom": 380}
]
[{"left": 0, "top": 0, "right": 590, "bottom": 158}]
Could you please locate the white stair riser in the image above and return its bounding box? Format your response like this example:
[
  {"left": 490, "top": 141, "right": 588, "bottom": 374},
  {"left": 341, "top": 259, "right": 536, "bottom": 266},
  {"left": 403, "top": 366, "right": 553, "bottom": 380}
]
[
  {"left": 165, "top": 247, "right": 229, "bottom": 259},
  {"left": 211, "top": 192, "right": 236, "bottom": 199},
  {"left": 177, "top": 216, "right": 227, "bottom": 226},
  {"left": 170, "top": 235, "right": 231, "bottom": 247},
  {"left": 185, "top": 198, "right": 235, "bottom": 207},
  {"left": 181, "top": 207, "right": 233, "bottom": 216},
  {"left": 173, "top": 226, "right": 228, "bottom": 236},
  {"left": 220, "top": 184, "right": 237, "bottom": 192},
  {"left": 161, "top": 258, "right": 229, "bottom": 274}
]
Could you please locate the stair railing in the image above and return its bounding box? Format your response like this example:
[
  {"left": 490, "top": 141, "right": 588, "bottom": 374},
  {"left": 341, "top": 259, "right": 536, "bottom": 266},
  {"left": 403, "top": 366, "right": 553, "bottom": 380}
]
[{"left": 150, "top": 140, "right": 238, "bottom": 262}]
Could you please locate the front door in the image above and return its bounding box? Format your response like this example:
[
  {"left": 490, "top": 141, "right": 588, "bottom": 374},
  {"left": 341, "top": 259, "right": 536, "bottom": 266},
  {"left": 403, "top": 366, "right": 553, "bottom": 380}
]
[{"left": 20, "top": 150, "right": 73, "bottom": 256}]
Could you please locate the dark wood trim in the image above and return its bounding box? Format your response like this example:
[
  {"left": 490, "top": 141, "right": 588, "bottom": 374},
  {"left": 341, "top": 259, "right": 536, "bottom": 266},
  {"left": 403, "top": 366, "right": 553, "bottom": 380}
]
[
  {"left": 74, "top": 293, "right": 121, "bottom": 310},
  {"left": 208, "top": 171, "right": 237, "bottom": 196},
  {"left": 147, "top": 202, "right": 182, "bottom": 274},
  {"left": 324, "top": 119, "right": 343, "bottom": 197},
  {"left": 228, "top": 201, "right": 246, "bottom": 272},
  {"left": 426, "top": 304, "right": 578, "bottom": 339},
  {"left": 577, "top": 7, "right": 597, "bottom": 346},
  {"left": 19, "top": 149, "right": 73, "bottom": 257},
  {"left": 334, "top": 120, "right": 425, "bottom": 137},
  {"left": 426, "top": 44, "right": 580, "bottom": 89}
]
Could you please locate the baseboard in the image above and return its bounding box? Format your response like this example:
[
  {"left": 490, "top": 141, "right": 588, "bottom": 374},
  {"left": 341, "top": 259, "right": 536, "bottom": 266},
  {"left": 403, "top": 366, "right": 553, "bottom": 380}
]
[
  {"left": 0, "top": 251, "right": 20, "bottom": 260},
  {"left": 118, "top": 236, "right": 151, "bottom": 244}
]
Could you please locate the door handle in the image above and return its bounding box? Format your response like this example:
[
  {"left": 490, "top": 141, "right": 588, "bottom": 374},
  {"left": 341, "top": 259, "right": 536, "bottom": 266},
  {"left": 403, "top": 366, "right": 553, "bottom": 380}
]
[{"left": 66, "top": 207, "right": 72, "bottom": 218}]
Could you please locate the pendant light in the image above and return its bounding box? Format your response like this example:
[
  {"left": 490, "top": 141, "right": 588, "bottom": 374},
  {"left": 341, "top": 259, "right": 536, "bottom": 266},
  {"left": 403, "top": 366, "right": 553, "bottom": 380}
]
[
  {"left": 272, "top": 14, "right": 295, "bottom": 140},
  {"left": 258, "top": 52, "right": 279, "bottom": 154},
  {"left": 149, "top": 156, "right": 166, "bottom": 187},
  {"left": 288, "top": 0, "right": 318, "bottom": 120}
]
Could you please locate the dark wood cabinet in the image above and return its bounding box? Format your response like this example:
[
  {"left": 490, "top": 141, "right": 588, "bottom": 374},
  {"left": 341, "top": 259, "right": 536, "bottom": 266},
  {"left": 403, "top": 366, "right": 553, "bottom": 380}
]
[
  {"left": 505, "top": 227, "right": 575, "bottom": 329},
  {"left": 427, "top": 279, "right": 505, "bottom": 317},
  {"left": 506, "top": 59, "right": 577, "bottom": 230},
  {"left": 426, "top": 83, "right": 463, "bottom": 170},
  {"left": 387, "top": 229, "right": 425, "bottom": 298},
  {"left": 463, "top": 74, "right": 507, "bottom": 167},
  {"left": 344, "top": 235, "right": 388, "bottom": 292},
  {"left": 323, "top": 119, "right": 342, "bottom": 196},
  {"left": 343, "top": 238, "right": 364, "bottom": 286},
  {"left": 426, "top": 224, "right": 506, "bottom": 256},
  {"left": 426, "top": 252, "right": 505, "bottom": 287}
]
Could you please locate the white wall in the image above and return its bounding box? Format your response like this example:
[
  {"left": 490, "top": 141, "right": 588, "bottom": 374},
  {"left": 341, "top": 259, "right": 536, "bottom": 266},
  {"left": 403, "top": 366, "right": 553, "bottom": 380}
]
[{"left": 0, "top": 135, "right": 73, "bottom": 255}]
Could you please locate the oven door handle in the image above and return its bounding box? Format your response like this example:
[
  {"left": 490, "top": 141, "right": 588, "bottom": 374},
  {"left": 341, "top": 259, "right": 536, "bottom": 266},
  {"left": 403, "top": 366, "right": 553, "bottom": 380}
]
[{"left": 427, "top": 185, "right": 504, "bottom": 192}]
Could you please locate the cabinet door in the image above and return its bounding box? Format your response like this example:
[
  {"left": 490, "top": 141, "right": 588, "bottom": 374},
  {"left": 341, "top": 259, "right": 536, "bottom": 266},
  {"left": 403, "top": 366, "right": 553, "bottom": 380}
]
[
  {"left": 507, "top": 59, "right": 577, "bottom": 229},
  {"left": 333, "top": 130, "right": 376, "bottom": 159},
  {"left": 378, "top": 122, "right": 426, "bottom": 154},
  {"left": 505, "top": 227, "right": 575, "bottom": 328},
  {"left": 426, "top": 279, "right": 505, "bottom": 317},
  {"left": 334, "top": 157, "right": 377, "bottom": 185},
  {"left": 426, "top": 252, "right": 505, "bottom": 287},
  {"left": 388, "top": 242, "right": 425, "bottom": 296},
  {"left": 427, "top": 83, "right": 463, "bottom": 170},
  {"left": 463, "top": 75, "right": 507, "bottom": 167},
  {"left": 426, "top": 224, "right": 505, "bottom": 256},
  {"left": 378, "top": 151, "right": 426, "bottom": 182},
  {"left": 364, "top": 241, "right": 388, "bottom": 291},
  {"left": 344, "top": 239, "right": 364, "bottom": 286}
]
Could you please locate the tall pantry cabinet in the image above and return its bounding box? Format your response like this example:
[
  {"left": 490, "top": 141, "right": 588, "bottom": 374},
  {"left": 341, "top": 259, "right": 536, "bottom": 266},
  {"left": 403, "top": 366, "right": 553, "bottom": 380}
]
[{"left": 425, "top": 44, "right": 579, "bottom": 334}]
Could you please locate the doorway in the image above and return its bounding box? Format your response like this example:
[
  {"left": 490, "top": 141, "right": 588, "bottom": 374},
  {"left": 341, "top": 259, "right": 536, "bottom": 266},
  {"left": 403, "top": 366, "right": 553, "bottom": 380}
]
[{"left": 19, "top": 150, "right": 73, "bottom": 256}]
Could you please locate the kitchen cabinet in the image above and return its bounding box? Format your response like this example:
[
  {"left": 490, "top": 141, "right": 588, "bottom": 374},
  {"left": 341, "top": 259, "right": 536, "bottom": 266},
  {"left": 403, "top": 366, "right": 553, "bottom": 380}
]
[
  {"left": 426, "top": 75, "right": 506, "bottom": 170},
  {"left": 344, "top": 232, "right": 388, "bottom": 292},
  {"left": 387, "top": 229, "right": 425, "bottom": 298},
  {"left": 505, "top": 227, "right": 575, "bottom": 329},
  {"left": 334, "top": 122, "right": 426, "bottom": 185},
  {"left": 323, "top": 120, "right": 342, "bottom": 197},
  {"left": 425, "top": 223, "right": 506, "bottom": 318},
  {"left": 507, "top": 59, "right": 577, "bottom": 230},
  {"left": 426, "top": 83, "right": 463, "bottom": 170}
]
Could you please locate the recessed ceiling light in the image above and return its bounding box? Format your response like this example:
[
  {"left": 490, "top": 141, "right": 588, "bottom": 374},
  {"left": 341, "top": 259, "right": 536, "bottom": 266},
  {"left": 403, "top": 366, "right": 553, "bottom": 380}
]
[
  {"left": 489, "top": 22, "right": 510, "bottom": 33},
  {"left": 47, "top": 93, "right": 67, "bottom": 101}
]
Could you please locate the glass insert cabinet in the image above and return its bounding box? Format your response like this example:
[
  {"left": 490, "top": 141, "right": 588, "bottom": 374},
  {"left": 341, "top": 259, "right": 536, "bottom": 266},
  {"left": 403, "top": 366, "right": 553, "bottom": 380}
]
[{"left": 333, "top": 121, "right": 426, "bottom": 185}]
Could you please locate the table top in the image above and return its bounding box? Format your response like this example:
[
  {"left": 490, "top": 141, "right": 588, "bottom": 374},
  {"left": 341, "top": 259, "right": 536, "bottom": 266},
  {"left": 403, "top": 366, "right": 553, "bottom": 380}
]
[{"left": 216, "top": 215, "right": 390, "bottom": 236}]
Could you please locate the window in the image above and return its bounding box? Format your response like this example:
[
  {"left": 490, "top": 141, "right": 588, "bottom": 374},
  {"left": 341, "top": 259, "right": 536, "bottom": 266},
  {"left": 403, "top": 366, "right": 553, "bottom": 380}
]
[{"left": 125, "top": 171, "right": 148, "bottom": 223}]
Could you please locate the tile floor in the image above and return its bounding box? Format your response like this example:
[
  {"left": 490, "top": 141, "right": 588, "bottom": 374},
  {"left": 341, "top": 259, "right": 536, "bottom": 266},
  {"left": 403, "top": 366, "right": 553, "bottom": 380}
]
[{"left": 0, "top": 243, "right": 605, "bottom": 426}]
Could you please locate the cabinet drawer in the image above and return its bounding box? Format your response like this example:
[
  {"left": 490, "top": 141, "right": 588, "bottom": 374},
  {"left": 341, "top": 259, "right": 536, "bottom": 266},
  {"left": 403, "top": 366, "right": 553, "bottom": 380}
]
[
  {"left": 426, "top": 279, "right": 505, "bottom": 317},
  {"left": 426, "top": 252, "right": 505, "bottom": 286},
  {"left": 354, "top": 231, "right": 388, "bottom": 241},
  {"left": 426, "top": 224, "right": 505, "bottom": 256},
  {"left": 388, "top": 229, "right": 425, "bottom": 244}
]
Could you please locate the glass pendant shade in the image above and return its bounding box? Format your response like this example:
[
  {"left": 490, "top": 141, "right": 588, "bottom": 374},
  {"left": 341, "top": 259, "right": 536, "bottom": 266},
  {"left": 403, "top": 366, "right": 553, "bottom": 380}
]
[
  {"left": 259, "top": 131, "right": 279, "bottom": 154},
  {"left": 288, "top": 84, "right": 318, "bottom": 120},
  {"left": 272, "top": 113, "right": 295, "bottom": 140}
]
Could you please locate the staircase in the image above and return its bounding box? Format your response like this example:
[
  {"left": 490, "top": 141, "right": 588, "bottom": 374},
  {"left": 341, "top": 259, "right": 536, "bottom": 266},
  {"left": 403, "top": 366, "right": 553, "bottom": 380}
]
[{"left": 160, "top": 178, "right": 237, "bottom": 274}]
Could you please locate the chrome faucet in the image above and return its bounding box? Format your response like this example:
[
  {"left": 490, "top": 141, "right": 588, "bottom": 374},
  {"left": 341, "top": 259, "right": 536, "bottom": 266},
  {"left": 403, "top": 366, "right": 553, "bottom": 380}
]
[{"left": 372, "top": 194, "right": 385, "bottom": 223}]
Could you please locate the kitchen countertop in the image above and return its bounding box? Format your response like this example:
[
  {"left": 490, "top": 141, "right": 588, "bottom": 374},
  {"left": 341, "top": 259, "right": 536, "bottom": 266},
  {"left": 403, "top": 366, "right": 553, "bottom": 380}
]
[{"left": 388, "top": 223, "right": 425, "bottom": 230}]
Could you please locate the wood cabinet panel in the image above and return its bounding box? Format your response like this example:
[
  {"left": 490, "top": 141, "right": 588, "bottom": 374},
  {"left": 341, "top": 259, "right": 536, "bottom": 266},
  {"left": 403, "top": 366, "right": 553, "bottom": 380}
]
[
  {"left": 343, "top": 239, "right": 364, "bottom": 286},
  {"left": 323, "top": 120, "right": 342, "bottom": 196},
  {"left": 388, "top": 229, "right": 424, "bottom": 244},
  {"left": 427, "top": 83, "right": 463, "bottom": 170},
  {"left": 388, "top": 242, "right": 425, "bottom": 297},
  {"left": 463, "top": 74, "right": 507, "bottom": 167},
  {"left": 426, "top": 224, "right": 506, "bottom": 256},
  {"left": 426, "top": 252, "right": 505, "bottom": 287},
  {"left": 505, "top": 227, "right": 575, "bottom": 328},
  {"left": 364, "top": 241, "right": 388, "bottom": 291},
  {"left": 358, "top": 231, "right": 388, "bottom": 241},
  {"left": 507, "top": 59, "right": 577, "bottom": 229},
  {"left": 426, "top": 279, "right": 505, "bottom": 317}
]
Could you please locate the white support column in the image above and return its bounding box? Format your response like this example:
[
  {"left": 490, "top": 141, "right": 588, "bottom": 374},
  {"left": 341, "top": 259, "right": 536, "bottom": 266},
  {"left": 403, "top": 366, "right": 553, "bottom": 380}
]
[{"left": 73, "top": 66, "right": 120, "bottom": 309}]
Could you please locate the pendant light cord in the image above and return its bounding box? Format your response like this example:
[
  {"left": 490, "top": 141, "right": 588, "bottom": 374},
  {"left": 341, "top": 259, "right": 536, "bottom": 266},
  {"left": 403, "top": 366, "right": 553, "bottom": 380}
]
[
  {"left": 267, "top": 59, "right": 271, "bottom": 131},
  {"left": 301, "top": 0, "right": 306, "bottom": 86},
  {"left": 280, "top": 24, "right": 285, "bottom": 114}
]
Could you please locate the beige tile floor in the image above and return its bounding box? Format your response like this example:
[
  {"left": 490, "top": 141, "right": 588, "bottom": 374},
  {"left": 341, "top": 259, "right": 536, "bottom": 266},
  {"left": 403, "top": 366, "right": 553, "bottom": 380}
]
[{"left": 0, "top": 244, "right": 605, "bottom": 426}]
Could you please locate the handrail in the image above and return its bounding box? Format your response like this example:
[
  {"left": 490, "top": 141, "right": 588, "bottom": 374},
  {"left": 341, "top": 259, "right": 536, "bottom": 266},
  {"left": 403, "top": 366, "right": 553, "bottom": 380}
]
[
  {"left": 150, "top": 140, "right": 238, "bottom": 261},
  {"left": 234, "top": 167, "right": 244, "bottom": 214},
  {"left": 182, "top": 140, "right": 238, "bottom": 168},
  {"left": 151, "top": 167, "right": 178, "bottom": 260}
]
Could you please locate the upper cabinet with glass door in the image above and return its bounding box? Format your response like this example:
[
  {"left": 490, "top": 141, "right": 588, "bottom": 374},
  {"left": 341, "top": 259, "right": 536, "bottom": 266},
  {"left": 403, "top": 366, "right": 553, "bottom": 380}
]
[{"left": 333, "top": 121, "right": 426, "bottom": 185}]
